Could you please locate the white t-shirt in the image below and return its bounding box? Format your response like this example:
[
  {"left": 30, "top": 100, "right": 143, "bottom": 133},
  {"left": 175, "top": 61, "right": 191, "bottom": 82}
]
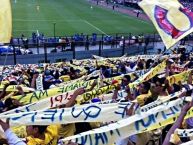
[{"left": 125, "top": 65, "right": 137, "bottom": 73}]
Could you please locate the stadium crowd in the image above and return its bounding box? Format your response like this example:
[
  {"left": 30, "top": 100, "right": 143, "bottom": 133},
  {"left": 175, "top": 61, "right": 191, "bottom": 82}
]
[
  {"left": 0, "top": 44, "right": 190, "bottom": 145},
  {"left": 181, "top": 0, "right": 193, "bottom": 11}
]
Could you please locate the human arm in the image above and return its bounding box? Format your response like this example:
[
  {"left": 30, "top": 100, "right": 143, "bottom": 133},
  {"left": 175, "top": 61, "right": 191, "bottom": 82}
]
[
  {"left": 187, "top": 70, "right": 192, "bottom": 85},
  {"left": 62, "top": 88, "right": 85, "bottom": 108},
  {"left": 86, "top": 80, "right": 97, "bottom": 92},
  {"left": 162, "top": 102, "right": 192, "bottom": 145},
  {"left": 30, "top": 73, "right": 39, "bottom": 89},
  {"left": 125, "top": 86, "right": 135, "bottom": 101},
  {"left": 112, "top": 84, "right": 121, "bottom": 101},
  {"left": 0, "top": 83, "right": 9, "bottom": 100},
  {"left": 0, "top": 119, "right": 26, "bottom": 145}
]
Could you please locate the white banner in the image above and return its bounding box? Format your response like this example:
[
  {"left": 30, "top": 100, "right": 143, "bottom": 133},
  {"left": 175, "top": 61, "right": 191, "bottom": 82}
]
[
  {"left": 176, "top": 128, "right": 193, "bottom": 137},
  {"left": 59, "top": 98, "right": 189, "bottom": 145},
  {"left": 36, "top": 74, "right": 43, "bottom": 91},
  {"left": 1, "top": 102, "right": 132, "bottom": 127}
]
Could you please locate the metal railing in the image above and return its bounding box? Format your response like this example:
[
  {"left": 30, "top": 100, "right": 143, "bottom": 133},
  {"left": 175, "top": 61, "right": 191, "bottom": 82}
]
[{"left": 1, "top": 32, "right": 193, "bottom": 65}]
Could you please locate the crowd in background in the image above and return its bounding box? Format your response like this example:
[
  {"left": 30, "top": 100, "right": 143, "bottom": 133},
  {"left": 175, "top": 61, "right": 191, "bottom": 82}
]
[{"left": 0, "top": 44, "right": 190, "bottom": 144}]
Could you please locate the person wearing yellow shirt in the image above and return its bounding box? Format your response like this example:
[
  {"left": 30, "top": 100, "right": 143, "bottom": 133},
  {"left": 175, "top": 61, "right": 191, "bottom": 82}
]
[
  {"left": 136, "top": 82, "right": 151, "bottom": 106},
  {"left": 0, "top": 118, "right": 58, "bottom": 145},
  {"left": 26, "top": 125, "right": 58, "bottom": 145},
  {"left": 0, "top": 119, "right": 26, "bottom": 145}
]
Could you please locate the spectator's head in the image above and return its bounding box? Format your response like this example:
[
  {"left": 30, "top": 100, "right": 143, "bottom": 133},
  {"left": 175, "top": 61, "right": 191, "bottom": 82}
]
[
  {"left": 122, "top": 75, "right": 131, "bottom": 86},
  {"left": 151, "top": 76, "right": 166, "bottom": 96},
  {"left": 146, "top": 59, "right": 154, "bottom": 69},
  {"left": 44, "top": 70, "right": 50, "bottom": 76},
  {"left": 70, "top": 60, "right": 73, "bottom": 64},
  {"left": 61, "top": 68, "right": 68, "bottom": 75},
  {"left": 157, "top": 49, "right": 162, "bottom": 54},
  {"left": 139, "top": 82, "right": 151, "bottom": 94},
  {"left": 70, "top": 67, "right": 75, "bottom": 73},
  {"left": 4, "top": 98, "right": 22, "bottom": 111},
  {"left": 137, "top": 61, "right": 144, "bottom": 70},
  {"left": 100, "top": 65, "right": 106, "bottom": 71},
  {"left": 166, "top": 59, "right": 174, "bottom": 67},
  {"left": 26, "top": 125, "right": 48, "bottom": 137},
  {"left": 120, "top": 65, "right": 126, "bottom": 74}
]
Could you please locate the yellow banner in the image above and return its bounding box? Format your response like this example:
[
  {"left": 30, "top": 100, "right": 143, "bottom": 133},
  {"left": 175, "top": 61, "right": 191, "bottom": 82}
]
[
  {"left": 0, "top": 0, "right": 12, "bottom": 43},
  {"left": 129, "top": 60, "right": 166, "bottom": 88},
  {"left": 167, "top": 69, "right": 192, "bottom": 85}
]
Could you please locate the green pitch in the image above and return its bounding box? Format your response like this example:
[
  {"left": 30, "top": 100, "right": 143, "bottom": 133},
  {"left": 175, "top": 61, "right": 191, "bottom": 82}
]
[{"left": 12, "top": 0, "right": 155, "bottom": 37}]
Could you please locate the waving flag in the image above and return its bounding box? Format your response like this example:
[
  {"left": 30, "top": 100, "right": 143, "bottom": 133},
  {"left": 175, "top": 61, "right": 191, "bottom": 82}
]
[
  {"left": 139, "top": 0, "right": 193, "bottom": 49},
  {"left": 0, "top": 0, "right": 12, "bottom": 43}
]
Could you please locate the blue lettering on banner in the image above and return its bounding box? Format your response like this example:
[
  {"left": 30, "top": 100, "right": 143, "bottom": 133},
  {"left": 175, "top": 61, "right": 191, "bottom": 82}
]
[
  {"left": 31, "top": 112, "right": 37, "bottom": 122},
  {"left": 77, "top": 129, "right": 121, "bottom": 145},
  {"left": 25, "top": 103, "right": 37, "bottom": 112},
  {"left": 95, "top": 133, "right": 106, "bottom": 145},
  {"left": 114, "top": 103, "right": 131, "bottom": 118},
  {"left": 81, "top": 135, "right": 88, "bottom": 145},
  {"left": 135, "top": 114, "right": 156, "bottom": 131},
  {"left": 115, "top": 129, "right": 121, "bottom": 136},
  {"left": 41, "top": 109, "right": 58, "bottom": 122},
  {"left": 14, "top": 104, "right": 36, "bottom": 113},
  {"left": 71, "top": 107, "right": 82, "bottom": 118},
  {"left": 11, "top": 112, "right": 37, "bottom": 122},
  {"left": 59, "top": 109, "right": 65, "bottom": 121},
  {"left": 102, "top": 133, "right": 108, "bottom": 143},
  {"left": 71, "top": 105, "right": 101, "bottom": 120},
  {"left": 165, "top": 107, "right": 177, "bottom": 117},
  {"left": 135, "top": 104, "right": 182, "bottom": 131},
  {"left": 89, "top": 135, "right": 93, "bottom": 145},
  {"left": 83, "top": 105, "right": 101, "bottom": 120}
]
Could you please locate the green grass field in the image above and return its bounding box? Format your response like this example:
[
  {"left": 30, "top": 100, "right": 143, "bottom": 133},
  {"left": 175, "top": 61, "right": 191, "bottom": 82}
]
[{"left": 12, "top": 0, "right": 155, "bottom": 37}]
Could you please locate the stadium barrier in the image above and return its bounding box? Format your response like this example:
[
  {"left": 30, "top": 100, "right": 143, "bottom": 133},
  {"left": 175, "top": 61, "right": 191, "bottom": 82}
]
[{"left": 1, "top": 32, "right": 192, "bottom": 65}]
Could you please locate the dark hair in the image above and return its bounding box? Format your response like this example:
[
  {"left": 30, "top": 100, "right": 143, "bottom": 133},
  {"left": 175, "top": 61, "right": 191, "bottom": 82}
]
[
  {"left": 0, "top": 138, "right": 8, "bottom": 144},
  {"left": 146, "top": 59, "right": 154, "bottom": 69},
  {"left": 70, "top": 67, "right": 75, "bottom": 73},
  {"left": 152, "top": 76, "right": 159, "bottom": 84},
  {"left": 120, "top": 66, "right": 126, "bottom": 74},
  {"left": 143, "top": 82, "right": 151, "bottom": 93},
  {"left": 100, "top": 65, "right": 106, "bottom": 70},
  {"left": 124, "top": 75, "right": 131, "bottom": 82},
  {"left": 33, "top": 125, "right": 48, "bottom": 134},
  {"left": 9, "top": 81, "right": 17, "bottom": 85},
  {"left": 70, "top": 60, "right": 73, "bottom": 64},
  {"left": 186, "top": 90, "right": 192, "bottom": 96},
  {"left": 173, "top": 84, "right": 181, "bottom": 92},
  {"left": 4, "top": 98, "right": 17, "bottom": 110}
]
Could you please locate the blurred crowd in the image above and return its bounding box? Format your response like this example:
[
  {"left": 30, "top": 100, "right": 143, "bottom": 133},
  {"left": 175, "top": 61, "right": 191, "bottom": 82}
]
[{"left": 0, "top": 45, "right": 191, "bottom": 145}]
